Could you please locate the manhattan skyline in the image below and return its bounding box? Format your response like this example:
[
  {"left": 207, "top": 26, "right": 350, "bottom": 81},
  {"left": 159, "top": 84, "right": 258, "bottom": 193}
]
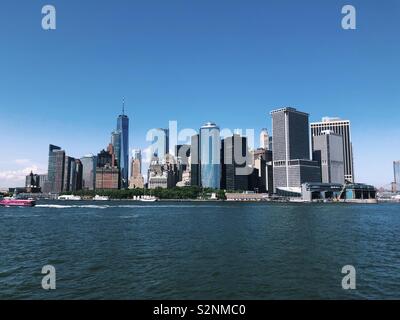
[{"left": 0, "top": 0, "right": 399, "bottom": 188}]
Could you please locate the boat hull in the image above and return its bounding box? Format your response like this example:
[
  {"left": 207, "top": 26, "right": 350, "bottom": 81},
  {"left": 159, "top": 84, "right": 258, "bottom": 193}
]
[{"left": 0, "top": 200, "right": 36, "bottom": 207}]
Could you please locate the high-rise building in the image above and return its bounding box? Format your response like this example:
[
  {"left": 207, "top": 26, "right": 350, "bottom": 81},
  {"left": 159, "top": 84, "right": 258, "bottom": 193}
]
[
  {"left": 221, "top": 134, "right": 251, "bottom": 191},
  {"left": 260, "top": 128, "right": 270, "bottom": 150},
  {"left": 111, "top": 130, "right": 121, "bottom": 169},
  {"left": 117, "top": 101, "right": 129, "bottom": 189},
  {"left": 271, "top": 107, "right": 321, "bottom": 192},
  {"left": 47, "top": 144, "right": 65, "bottom": 193},
  {"left": 129, "top": 149, "right": 144, "bottom": 189},
  {"left": 190, "top": 134, "right": 200, "bottom": 187},
  {"left": 95, "top": 145, "right": 119, "bottom": 190},
  {"left": 81, "top": 154, "right": 96, "bottom": 191},
  {"left": 200, "top": 122, "right": 221, "bottom": 189},
  {"left": 150, "top": 128, "right": 170, "bottom": 160},
  {"left": 73, "top": 159, "right": 83, "bottom": 191},
  {"left": 313, "top": 131, "right": 345, "bottom": 184},
  {"left": 252, "top": 148, "right": 273, "bottom": 194},
  {"left": 394, "top": 161, "right": 400, "bottom": 192},
  {"left": 63, "top": 156, "right": 75, "bottom": 192},
  {"left": 311, "top": 117, "right": 354, "bottom": 183}
]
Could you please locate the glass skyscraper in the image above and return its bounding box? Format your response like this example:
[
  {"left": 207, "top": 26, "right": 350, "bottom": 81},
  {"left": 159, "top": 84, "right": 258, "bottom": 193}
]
[
  {"left": 47, "top": 144, "right": 65, "bottom": 193},
  {"left": 117, "top": 106, "right": 129, "bottom": 189},
  {"left": 111, "top": 130, "right": 121, "bottom": 169},
  {"left": 80, "top": 154, "right": 96, "bottom": 191},
  {"left": 200, "top": 122, "right": 221, "bottom": 189},
  {"left": 394, "top": 161, "right": 400, "bottom": 186}
]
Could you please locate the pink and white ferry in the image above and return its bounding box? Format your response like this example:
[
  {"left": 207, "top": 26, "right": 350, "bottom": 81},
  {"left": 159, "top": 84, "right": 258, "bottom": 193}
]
[{"left": 0, "top": 196, "right": 36, "bottom": 207}]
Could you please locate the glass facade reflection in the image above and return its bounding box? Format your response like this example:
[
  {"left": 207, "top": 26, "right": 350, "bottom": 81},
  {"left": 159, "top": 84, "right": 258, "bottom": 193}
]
[
  {"left": 117, "top": 114, "right": 129, "bottom": 189},
  {"left": 200, "top": 122, "right": 221, "bottom": 189}
]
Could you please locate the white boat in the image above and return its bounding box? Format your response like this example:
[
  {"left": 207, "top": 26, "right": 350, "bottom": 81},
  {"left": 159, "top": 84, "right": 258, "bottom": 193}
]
[
  {"left": 139, "top": 195, "right": 158, "bottom": 202},
  {"left": 93, "top": 195, "right": 110, "bottom": 201},
  {"left": 58, "top": 195, "right": 82, "bottom": 201}
]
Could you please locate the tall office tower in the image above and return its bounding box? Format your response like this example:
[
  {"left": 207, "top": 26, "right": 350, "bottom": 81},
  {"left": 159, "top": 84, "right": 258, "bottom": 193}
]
[
  {"left": 252, "top": 148, "right": 273, "bottom": 194},
  {"left": 129, "top": 149, "right": 144, "bottom": 189},
  {"left": 271, "top": 107, "right": 321, "bottom": 192},
  {"left": 63, "top": 156, "right": 75, "bottom": 192},
  {"left": 117, "top": 100, "right": 129, "bottom": 189},
  {"left": 311, "top": 117, "right": 354, "bottom": 183},
  {"left": 175, "top": 144, "right": 191, "bottom": 182},
  {"left": 80, "top": 154, "right": 96, "bottom": 190},
  {"left": 260, "top": 128, "right": 270, "bottom": 150},
  {"left": 200, "top": 122, "right": 221, "bottom": 189},
  {"left": 221, "top": 135, "right": 251, "bottom": 191},
  {"left": 394, "top": 160, "right": 400, "bottom": 192},
  {"left": 312, "top": 130, "right": 345, "bottom": 184},
  {"left": 111, "top": 130, "right": 121, "bottom": 169},
  {"left": 150, "top": 128, "right": 170, "bottom": 159},
  {"left": 74, "top": 159, "right": 83, "bottom": 191},
  {"left": 190, "top": 134, "right": 200, "bottom": 187},
  {"left": 47, "top": 144, "right": 66, "bottom": 193}
]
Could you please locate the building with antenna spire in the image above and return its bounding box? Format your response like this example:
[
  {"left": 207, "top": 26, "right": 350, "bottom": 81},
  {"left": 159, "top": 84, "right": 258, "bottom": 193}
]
[{"left": 117, "top": 98, "right": 129, "bottom": 189}]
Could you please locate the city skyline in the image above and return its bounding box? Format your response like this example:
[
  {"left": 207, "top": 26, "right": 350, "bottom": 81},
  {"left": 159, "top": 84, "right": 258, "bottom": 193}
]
[{"left": 1, "top": 0, "right": 399, "bottom": 188}]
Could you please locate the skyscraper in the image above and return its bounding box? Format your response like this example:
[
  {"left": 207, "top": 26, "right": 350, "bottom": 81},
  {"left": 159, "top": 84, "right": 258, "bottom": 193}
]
[
  {"left": 394, "top": 160, "right": 400, "bottom": 192},
  {"left": 200, "top": 122, "right": 221, "bottom": 189},
  {"left": 311, "top": 117, "right": 354, "bottom": 183},
  {"left": 111, "top": 130, "right": 121, "bottom": 169},
  {"left": 271, "top": 107, "right": 321, "bottom": 192},
  {"left": 47, "top": 144, "right": 65, "bottom": 193},
  {"left": 312, "top": 131, "right": 345, "bottom": 184},
  {"left": 129, "top": 149, "right": 144, "bottom": 189},
  {"left": 117, "top": 100, "right": 129, "bottom": 189},
  {"left": 221, "top": 134, "right": 251, "bottom": 191},
  {"left": 80, "top": 154, "right": 96, "bottom": 191},
  {"left": 260, "top": 128, "right": 270, "bottom": 150},
  {"left": 190, "top": 134, "right": 200, "bottom": 187}
]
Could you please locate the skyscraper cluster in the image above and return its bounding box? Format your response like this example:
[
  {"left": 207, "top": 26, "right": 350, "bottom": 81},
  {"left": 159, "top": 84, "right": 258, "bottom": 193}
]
[
  {"left": 29, "top": 105, "right": 358, "bottom": 195},
  {"left": 36, "top": 103, "right": 130, "bottom": 194}
]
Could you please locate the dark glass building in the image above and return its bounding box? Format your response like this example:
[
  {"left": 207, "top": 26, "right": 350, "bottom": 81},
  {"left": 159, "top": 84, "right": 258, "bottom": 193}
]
[
  {"left": 190, "top": 134, "right": 200, "bottom": 187},
  {"left": 221, "top": 135, "right": 251, "bottom": 191},
  {"left": 47, "top": 144, "right": 65, "bottom": 194},
  {"left": 117, "top": 106, "right": 129, "bottom": 189}
]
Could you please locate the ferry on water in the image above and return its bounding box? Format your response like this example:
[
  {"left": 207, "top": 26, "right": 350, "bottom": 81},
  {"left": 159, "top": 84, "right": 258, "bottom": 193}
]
[
  {"left": 0, "top": 194, "right": 36, "bottom": 207},
  {"left": 57, "top": 195, "right": 82, "bottom": 201},
  {"left": 93, "top": 195, "right": 110, "bottom": 201}
]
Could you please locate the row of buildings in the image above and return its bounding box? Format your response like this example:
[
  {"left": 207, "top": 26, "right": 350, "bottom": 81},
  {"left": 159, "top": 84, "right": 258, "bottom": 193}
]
[
  {"left": 144, "top": 107, "right": 357, "bottom": 196},
  {"left": 27, "top": 105, "right": 365, "bottom": 198}
]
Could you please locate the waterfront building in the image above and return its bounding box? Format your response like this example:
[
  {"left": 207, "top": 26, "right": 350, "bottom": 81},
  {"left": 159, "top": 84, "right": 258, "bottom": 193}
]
[
  {"left": 80, "top": 154, "right": 96, "bottom": 191},
  {"left": 117, "top": 101, "right": 129, "bottom": 189},
  {"left": 129, "top": 149, "right": 144, "bottom": 189},
  {"left": 148, "top": 155, "right": 168, "bottom": 189},
  {"left": 25, "top": 172, "right": 41, "bottom": 193},
  {"left": 271, "top": 107, "right": 321, "bottom": 193},
  {"left": 394, "top": 161, "right": 400, "bottom": 192},
  {"left": 260, "top": 128, "right": 270, "bottom": 150},
  {"left": 311, "top": 117, "right": 354, "bottom": 183},
  {"left": 63, "top": 156, "right": 75, "bottom": 192},
  {"left": 73, "top": 159, "right": 83, "bottom": 191},
  {"left": 111, "top": 130, "right": 121, "bottom": 169},
  {"left": 312, "top": 130, "right": 345, "bottom": 184},
  {"left": 95, "top": 144, "right": 119, "bottom": 190},
  {"left": 200, "top": 122, "right": 221, "bottom": 189},
  {"left": 47, "top": 144, "right": 65, "bottom": 194},
  {"left": 95, "top": 165, "right": 120, "bottom": 190},
  {"left": 190, "top": 134, "right": 200, "bottom": 187},
  {"left": 252, "top": 148, "right": 273, "bottom": 194},
  {"left": 221, "top": 134, "right": 251, "bottom": 191}
]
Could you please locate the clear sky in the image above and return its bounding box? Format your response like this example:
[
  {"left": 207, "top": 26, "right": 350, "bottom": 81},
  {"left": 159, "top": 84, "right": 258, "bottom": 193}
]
[{"left": 0, "top": 0, "right": 399, "bottom": 188}]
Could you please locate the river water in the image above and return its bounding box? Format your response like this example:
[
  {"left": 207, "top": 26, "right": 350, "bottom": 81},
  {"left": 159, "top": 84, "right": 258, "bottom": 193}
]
[{"left": 0, "top": 201, "right": 399, "bottom": 299}]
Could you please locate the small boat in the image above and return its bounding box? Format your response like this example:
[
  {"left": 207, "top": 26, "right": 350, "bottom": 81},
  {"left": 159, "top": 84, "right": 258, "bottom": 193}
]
[
  {"left": 58, "top": 195, "right": 82, "bottom": 201},
  {"left": 93, "top": 195, "right": 110, "bottom": 201},
  {"left": 139, "top": 195, "right": 158, "bottom": 202},
  {"left": 0, "top": 197, "right": 36, "bottom": 207}
]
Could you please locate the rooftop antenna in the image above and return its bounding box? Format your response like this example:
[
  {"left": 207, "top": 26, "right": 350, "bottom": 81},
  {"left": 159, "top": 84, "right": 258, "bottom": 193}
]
[{"left": 122, "top": 97, "right": 125, "bottom": 115}]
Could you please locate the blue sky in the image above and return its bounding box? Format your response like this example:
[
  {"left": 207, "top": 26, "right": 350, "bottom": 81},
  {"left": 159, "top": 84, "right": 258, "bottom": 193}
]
[{"left": 0, "top": 0, "right": 399, "bottom": 188}]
